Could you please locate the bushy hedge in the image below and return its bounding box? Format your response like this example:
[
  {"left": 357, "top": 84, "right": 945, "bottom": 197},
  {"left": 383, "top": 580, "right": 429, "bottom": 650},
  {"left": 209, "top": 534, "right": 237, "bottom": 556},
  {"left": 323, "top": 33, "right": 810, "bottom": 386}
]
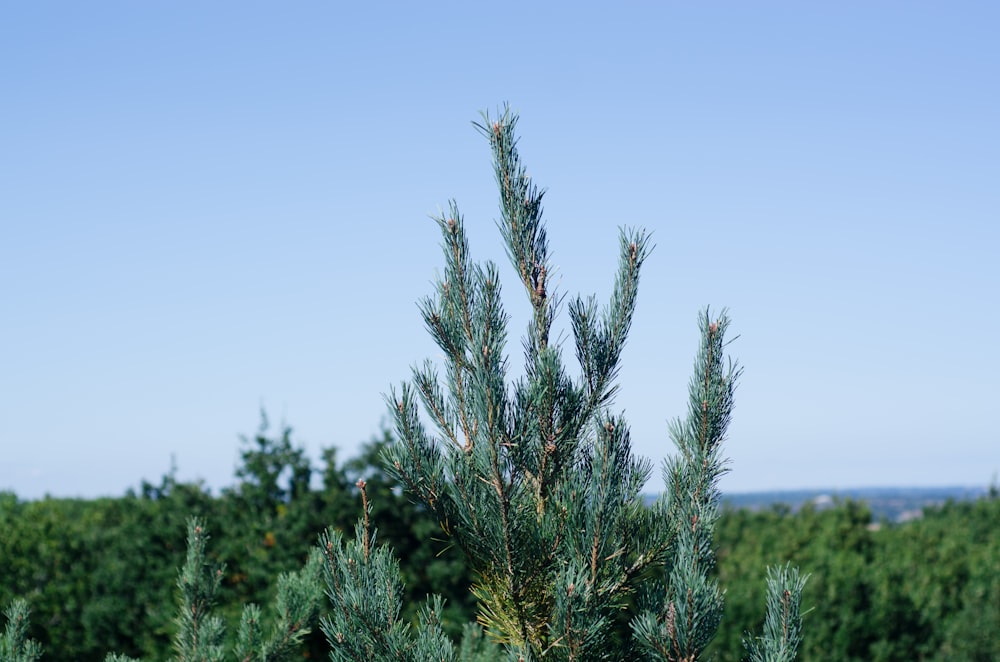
[{"left": 2, "top": 422, "right": 997, "bottom": 661}]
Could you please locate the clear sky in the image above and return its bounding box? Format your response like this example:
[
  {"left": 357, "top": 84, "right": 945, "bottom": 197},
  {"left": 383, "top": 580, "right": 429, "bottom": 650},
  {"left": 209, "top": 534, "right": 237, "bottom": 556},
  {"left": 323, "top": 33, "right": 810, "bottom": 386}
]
[{"left": 2, "top": 2, "right": 997, "bottom": 500}]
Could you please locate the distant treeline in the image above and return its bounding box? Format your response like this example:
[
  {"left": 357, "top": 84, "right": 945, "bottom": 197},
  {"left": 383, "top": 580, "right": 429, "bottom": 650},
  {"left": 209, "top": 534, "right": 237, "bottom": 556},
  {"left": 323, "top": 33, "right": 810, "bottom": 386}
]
[
  {"left": 2, "top": 420, "right": 998, "bottom": 661},
  {"left": 723, "top": 485, "right": 990, "bottom": 523}
]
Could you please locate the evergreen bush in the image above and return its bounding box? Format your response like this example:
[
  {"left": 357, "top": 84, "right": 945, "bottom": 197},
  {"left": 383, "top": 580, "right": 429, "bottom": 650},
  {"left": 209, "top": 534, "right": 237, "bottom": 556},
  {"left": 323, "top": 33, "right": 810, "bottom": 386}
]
[{"left": 319, "top": 106, "right": 808, "bottom": 661}]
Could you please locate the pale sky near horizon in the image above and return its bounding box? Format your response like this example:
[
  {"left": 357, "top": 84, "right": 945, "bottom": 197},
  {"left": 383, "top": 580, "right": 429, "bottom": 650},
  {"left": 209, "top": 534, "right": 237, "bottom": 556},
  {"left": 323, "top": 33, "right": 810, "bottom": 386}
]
[{"left": 2, "top": 2, "right": 997, "bottom": 500}]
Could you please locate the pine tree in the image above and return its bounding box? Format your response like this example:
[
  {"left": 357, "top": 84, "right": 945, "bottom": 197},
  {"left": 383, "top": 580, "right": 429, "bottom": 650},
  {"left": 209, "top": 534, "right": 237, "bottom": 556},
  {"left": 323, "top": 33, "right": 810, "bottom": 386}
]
[{"left": 318, "top": 105, "right": 808, "bottom": 661}]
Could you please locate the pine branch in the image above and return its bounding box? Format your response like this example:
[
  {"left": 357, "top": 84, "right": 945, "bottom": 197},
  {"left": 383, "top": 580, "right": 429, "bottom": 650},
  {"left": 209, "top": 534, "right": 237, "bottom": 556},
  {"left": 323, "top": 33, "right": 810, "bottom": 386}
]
[
  {"left": 632, "top": 309, "right": 739, "bottom": 661},
  {"left": 0, "top": 599, "right": 42, "bottom": 662},
  {"left": 173, "top": 518, "right": 323, "bottom": 662},
  {"left": 475, "top": 106, "right": 552, "bottom": 353},
  {"left": 233, "top": 604, "right": 265, "bottom": 662},
  {"left": 743, "top": 564, "right": 809, "bottom": 662},
  {"left": 318, "top": 485, "right": 456, "bottom": 662},
  {"left": 174, "top": 518, "right": 226, "bottom": 662},
  {"left": 240, "top": 549, "right": 324, "bottom": 662}
]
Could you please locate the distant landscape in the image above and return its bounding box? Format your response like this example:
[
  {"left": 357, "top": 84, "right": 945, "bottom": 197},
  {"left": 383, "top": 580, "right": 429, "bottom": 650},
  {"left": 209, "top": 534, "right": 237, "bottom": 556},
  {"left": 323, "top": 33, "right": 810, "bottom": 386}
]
[{"left": 721, "top": 485, "right": 991, "bottom": 523}]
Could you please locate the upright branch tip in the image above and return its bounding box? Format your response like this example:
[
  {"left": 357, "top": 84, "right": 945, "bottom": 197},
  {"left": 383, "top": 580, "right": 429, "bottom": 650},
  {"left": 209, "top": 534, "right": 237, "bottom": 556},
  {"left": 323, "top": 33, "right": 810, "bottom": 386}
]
[{"left": 357, "top": 480, "right": 371, "bottom": 561}]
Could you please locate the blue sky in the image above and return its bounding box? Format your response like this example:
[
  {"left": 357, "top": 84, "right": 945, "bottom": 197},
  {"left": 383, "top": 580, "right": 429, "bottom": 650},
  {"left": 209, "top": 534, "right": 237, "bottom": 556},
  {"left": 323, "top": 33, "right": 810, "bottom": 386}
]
[{"left": 2, "top": 2, "right": 997, "bottom": 499}]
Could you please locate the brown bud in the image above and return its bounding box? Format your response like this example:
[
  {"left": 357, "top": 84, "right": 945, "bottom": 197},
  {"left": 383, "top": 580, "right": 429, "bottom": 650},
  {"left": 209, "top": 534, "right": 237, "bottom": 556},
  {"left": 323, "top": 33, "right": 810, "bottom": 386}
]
[
  {"left": 709, "top": 321, "right": 718, "bottom": 334},
  {"left": 535, "top": 265, "right": 546, "bottom": 299},
  {"left": 356, "top": 478, "right": 366, "bottom": 490}
]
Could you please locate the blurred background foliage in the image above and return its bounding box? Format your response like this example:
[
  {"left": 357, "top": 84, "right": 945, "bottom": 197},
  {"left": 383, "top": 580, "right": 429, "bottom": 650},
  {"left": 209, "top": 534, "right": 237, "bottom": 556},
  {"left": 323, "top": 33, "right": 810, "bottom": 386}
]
[{"left": 2, "top": 415, "right": 997, "bottom": 661}]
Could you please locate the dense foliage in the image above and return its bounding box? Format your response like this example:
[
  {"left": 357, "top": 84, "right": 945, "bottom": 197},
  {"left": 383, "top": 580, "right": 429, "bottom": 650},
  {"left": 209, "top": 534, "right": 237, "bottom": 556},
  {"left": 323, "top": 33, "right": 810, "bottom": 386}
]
[
  {"left": 0, "top": 420, "right": 474, "bottom": 661},
  {"left": 713, "top": 494, "right": 1000, "bottom": 661},
  {"left": 2, "top": 426, "right": 997, "bottom": 660}
]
